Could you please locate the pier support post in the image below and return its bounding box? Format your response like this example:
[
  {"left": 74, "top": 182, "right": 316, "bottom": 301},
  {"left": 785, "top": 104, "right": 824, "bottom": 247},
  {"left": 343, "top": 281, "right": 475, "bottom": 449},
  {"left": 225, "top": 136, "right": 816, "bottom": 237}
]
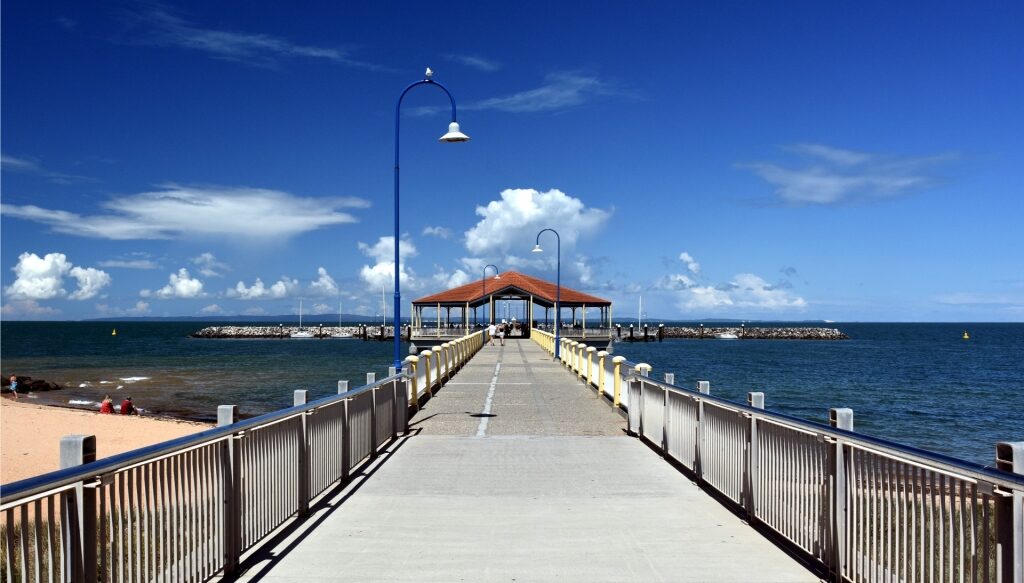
[
  {"left": 217, "top": 405, "right": 242, "bottom": 576},
  {"left": 59, "top": 434, "right": 97, "bottom": 583},
  {"left": 996, "top": 442, "right": 1024, "bottom": 583},
  {"left": 294, "top": 390, "right": 310, "bottom": 516}
]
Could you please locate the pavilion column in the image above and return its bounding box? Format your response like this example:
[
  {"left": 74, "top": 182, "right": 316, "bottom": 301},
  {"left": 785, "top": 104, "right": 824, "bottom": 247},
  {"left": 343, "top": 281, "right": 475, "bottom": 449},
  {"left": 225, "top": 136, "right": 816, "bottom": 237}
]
[
  {"left": 529, "top": 295, "right": 534, "bottom": 330},
  {"left": 490, "top": 295, "right": 494, "bottom": 324}
]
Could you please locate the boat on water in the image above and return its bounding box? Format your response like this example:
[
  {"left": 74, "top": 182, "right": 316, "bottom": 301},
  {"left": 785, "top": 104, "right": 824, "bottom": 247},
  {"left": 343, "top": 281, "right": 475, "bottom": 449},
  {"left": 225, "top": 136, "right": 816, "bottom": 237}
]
[
  {"left": 290, "top": 300, "right": 315, "bottom": 338},
  {"left": 331, "top": 300, "right": 353, "bottom": 338},
  {"left": 715, "top": 333, "right": 739, "bottom": 340}
]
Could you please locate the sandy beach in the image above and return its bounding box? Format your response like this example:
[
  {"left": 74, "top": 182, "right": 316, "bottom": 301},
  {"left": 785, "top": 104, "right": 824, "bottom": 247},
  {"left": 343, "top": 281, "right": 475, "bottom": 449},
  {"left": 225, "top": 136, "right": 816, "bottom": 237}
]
[{"left": 1, "top": 398, "right": 213, "bottom": 485}]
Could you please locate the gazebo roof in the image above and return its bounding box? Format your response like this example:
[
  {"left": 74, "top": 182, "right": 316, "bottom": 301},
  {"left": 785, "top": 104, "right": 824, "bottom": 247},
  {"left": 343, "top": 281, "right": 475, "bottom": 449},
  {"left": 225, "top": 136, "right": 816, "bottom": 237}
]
[{"left": 413, "top": 271, "right": 610, "bottom": 307}]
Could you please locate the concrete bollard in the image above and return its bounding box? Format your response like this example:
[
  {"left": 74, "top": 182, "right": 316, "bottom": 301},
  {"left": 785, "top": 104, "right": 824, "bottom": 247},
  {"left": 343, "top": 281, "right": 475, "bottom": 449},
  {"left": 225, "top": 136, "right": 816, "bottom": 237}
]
[
  {"left": 405, "top": 355, "right": 420, "bottom": 409},
  {"left": 747, "top": 392, "right": 765, "bottom": 409},
  {"left": 829, "top": 408, "right": 854, "bottom": 431},
  {"left": 337, "top": 380, "right": 350, "bottom": 394},
  {"left": 697, "top": 380, "right": 710, "bottom": 394},
  {"left": 664, "top": 372, "right": 675, "bottom": 385},
  {"left": 366, "top": 372, "right": 376, "bottom": 385},
  {"left": 218, "top": 405, "right": 239, "bottom": 426},
  {"left": 597, "top": 350, "right": 608, "bottom": 398},
  {"left": 586, "top": 347, "right": 596, "bottom": 386},
  {"left": 421, "top": 350, "right": 433, "bottom": 394}
]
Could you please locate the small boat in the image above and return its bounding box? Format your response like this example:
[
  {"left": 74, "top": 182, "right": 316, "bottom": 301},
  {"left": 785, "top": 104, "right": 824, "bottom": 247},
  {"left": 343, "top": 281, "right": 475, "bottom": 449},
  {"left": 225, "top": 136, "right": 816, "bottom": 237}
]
[
  {"left": 715, "top": 333, "right": 739, "bottom": 340},
  {"left": 962, "top": 330, "right": 970, "bottom": 340},
  {"left": 290, "top": 300, "right": 315, "bottom": 338},
  {"left": 331, "top": 300, "right": 354, "bottom": 338}
]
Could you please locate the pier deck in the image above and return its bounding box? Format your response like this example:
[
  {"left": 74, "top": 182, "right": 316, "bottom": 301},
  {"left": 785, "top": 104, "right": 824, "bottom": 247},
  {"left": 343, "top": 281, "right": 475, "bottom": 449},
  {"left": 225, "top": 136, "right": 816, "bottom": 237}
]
[{"left": 234, "top": 340, "right": 818, "bottom": 582}]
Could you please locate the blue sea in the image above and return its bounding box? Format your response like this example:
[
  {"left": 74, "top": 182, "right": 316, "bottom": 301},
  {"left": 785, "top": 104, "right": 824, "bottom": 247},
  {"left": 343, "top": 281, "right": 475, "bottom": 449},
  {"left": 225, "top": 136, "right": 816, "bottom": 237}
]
[{"left": 1, "top": 321, "right": 1021, "bottom": 466}]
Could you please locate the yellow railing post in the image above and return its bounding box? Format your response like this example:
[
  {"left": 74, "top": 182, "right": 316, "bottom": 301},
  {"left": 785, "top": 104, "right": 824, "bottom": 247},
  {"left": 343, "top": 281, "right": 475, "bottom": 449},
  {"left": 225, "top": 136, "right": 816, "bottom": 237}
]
[
  {"left": 586, "top": 347, "right": 595, "bottom": 387},
  {"left": 635, "top": 363, "right": 652, "bottom": 378},
  {"left": 441, "top": 342, "right": 451, "bottom": 381},
  {"left": 597, "top": 350, "right": 608, "bottom": 398},
  {"left": 612, "top": 356, "right": 626, "bottom": 408},
  {"left": 431, "top": 346, "right": 442, "bottom": 387},
  {"left": 569, "top": 342, "right": 579, "bottom": 375},
  {"left": 405, "top": 355, "right": 420, "bottom": 410},
  {"left": 421, "top": 349, "right": 433, "bottom": 394}
]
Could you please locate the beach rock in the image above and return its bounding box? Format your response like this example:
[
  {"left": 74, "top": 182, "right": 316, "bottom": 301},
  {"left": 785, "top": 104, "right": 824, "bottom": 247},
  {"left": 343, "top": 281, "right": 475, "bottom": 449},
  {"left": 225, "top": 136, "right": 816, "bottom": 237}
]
[
  {"left": 0, "top": 375, "right": 63, "bottom": 393},
  {"left": 655, "top": 326, "right": 848, "bottom": 340},
  {"left": 190, "top": 325, "right": 363, "bottom": 339}
]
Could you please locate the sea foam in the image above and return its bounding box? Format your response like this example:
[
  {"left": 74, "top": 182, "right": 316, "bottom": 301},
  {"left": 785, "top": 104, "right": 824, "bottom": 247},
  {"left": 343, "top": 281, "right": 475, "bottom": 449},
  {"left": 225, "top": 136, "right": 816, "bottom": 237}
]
[{"left": 119, "top": 377, "right": 150, "bottom": 384}]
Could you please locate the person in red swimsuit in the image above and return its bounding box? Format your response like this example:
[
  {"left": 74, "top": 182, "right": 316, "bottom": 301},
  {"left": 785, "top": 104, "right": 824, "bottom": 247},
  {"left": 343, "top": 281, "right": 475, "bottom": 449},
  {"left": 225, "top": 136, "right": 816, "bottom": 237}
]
[
  {"left": 99, "top": 395, "right": 114, "bottom": 414},
  {"left": 120, "top": 397, "right": 138, "bottom": 415}
]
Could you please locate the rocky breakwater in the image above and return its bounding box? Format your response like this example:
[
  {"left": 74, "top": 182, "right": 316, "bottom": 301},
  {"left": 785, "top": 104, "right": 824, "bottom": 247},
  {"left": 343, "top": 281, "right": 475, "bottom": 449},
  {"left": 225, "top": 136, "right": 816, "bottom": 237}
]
[
  {"left": 2, "top": 374, "right": 64, "bottom": 394},
  {"left": 658, "top": 326, "right": 848, "bottom": 340},
  {"left": 191, "top": 325, "right": 362, "bottom": 339}
]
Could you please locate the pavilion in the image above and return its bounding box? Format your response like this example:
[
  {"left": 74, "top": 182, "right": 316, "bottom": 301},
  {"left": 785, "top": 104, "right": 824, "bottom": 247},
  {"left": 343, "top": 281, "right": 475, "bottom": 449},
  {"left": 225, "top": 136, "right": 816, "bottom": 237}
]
[{"left": 411, "top": 271, "right": 612, "bottom": 341}]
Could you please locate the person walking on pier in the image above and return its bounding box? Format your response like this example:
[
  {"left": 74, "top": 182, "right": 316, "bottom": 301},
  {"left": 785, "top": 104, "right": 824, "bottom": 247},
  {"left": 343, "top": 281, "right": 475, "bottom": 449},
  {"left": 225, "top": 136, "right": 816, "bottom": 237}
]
[
  {"left": 487, "top": 322, "right": 497, "bottom": 346},
  {"left": 498, "top": 320, "right": 507, "bottom": 346}
]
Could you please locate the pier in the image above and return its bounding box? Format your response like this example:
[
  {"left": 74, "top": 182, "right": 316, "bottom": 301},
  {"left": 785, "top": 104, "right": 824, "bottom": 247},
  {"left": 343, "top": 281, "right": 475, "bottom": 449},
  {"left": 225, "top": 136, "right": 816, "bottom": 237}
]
[{"left": 2, "top": 329, "right": 1022, "bottom": 582}]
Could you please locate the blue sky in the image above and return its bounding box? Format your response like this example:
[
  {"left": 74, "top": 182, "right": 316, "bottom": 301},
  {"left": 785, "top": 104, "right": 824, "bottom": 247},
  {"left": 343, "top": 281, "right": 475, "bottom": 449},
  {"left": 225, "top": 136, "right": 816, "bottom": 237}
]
[{"left": 2, "top": 1, "right": 1021, "bottom": 322}]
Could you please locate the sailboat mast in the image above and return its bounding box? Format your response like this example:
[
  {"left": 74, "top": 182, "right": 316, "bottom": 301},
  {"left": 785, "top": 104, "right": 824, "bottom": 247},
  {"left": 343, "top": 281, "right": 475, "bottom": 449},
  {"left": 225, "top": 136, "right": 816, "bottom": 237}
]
[{"left": 638, "top": 295, "right": 642, "bottom": 328}]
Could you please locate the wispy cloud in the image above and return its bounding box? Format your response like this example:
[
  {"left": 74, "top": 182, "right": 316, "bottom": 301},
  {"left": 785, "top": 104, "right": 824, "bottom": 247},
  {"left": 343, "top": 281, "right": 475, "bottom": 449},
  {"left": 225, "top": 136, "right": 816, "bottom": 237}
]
[
  {"left": 99, "top": 259, "right": 160, "bottom": 269},
  {"left": 408, "top": 72, "right": 619, "bottom": 116},
  {"left": 119, "top": 3, "right": 384, "bottom": 70},
  {"left": 422, "top": 225, "right": 452, "bottom": 239},
  {"left": 445, "top": 54, "right": 500, "bottom": 72},
  {"left": 191, "top": 252, "right": 230, "bottom": 277},
  {"left": 1, "top": 154, "right": 92, "bottom": 184},
  {"left": 741, "top": 144, "right": 957, "bottom": 205},
  {"left": 1, "top": 184, "right": 369, "bottom": 241}
]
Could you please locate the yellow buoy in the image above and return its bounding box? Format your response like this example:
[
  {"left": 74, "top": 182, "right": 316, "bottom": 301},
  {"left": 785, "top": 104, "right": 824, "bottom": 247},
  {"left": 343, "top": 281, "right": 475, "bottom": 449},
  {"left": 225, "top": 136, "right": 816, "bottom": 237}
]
[
  {"left": 112, "top": 329, "right": 118, "bottom": 336},
  {"left": 962, "top": 330, "right": 969, "bottom": 340}
]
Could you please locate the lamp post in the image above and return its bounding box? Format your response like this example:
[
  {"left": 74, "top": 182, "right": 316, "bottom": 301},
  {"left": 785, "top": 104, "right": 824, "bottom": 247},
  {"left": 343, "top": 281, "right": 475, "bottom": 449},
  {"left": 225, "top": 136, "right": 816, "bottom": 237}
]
[
  {"left": 482, "top": 264, "right": 500, "bottom": 324},
  {"left": 392, "top": 69, "right": 469, "bottom": 369},
  {"left": 532, "top": 228, "right": 561, "bottom": 359}
]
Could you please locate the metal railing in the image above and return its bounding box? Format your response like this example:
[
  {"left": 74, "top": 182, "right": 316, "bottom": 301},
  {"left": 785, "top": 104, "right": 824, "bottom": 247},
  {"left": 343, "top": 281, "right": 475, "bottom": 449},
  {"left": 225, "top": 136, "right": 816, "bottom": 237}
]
[
  {"left": 531, "top": 328, "right": 1024, "bottom": 583},
  {"left": 0, "top": 330, "right": 486, "bottom": 582}
]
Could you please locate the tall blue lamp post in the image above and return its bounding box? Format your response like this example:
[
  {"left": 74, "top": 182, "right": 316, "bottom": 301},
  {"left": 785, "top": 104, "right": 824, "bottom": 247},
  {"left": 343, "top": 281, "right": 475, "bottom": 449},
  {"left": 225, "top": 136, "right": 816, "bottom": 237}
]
[
  {"left": 392, "top": 69, "right": 470, "bottom": 369},
  {"left": 532, "top": 229, "right": 561, "bottom": 359},
  {"left": 482, "top": 264, "right": 500, "bottom": 324}
]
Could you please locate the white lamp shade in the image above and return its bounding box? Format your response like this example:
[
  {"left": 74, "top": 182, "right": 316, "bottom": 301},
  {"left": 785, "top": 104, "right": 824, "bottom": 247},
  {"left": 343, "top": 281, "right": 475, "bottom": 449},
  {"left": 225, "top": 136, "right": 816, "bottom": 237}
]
[
  {"left": 439, "top": 121, "right": 470, "bottom": 143},
  {"left": 532, "top": 244, "right": 543, "bottom": 253}
]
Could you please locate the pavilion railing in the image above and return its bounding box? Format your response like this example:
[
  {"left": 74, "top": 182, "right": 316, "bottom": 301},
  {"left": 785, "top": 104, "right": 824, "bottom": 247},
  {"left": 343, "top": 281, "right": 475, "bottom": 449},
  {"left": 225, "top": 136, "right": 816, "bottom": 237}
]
[
  {"left": 0, "top": 331, "right": 486, "bottom": 582},
  {"left": 531, "top": 328, "right": 1024, "bottom": 583}
]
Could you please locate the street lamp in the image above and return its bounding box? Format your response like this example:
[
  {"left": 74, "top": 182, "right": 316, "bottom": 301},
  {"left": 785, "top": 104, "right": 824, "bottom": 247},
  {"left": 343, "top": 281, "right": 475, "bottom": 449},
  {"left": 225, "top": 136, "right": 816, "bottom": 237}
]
[
  {"left": 532, "top": 228, "right": 561, "bottom": 359},
  {"left": 392, "top": 69, "right": 469, "bottom": 369},
  {"left": 482, "top": 264, "right": 500, "bottom": 324}
]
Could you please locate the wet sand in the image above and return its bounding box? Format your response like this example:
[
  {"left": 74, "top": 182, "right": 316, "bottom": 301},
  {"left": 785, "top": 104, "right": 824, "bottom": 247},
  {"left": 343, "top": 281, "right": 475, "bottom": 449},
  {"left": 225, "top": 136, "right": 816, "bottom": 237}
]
[{"left": 1, "top": 397, "right": 212, "bottom": 485}]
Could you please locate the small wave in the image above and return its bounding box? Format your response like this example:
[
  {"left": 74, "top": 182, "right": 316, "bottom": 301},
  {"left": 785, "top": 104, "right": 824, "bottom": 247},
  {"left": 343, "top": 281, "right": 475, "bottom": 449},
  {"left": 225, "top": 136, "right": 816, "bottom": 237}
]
[
  {"left": 99, "top": 380, "right": 113, "bottom": 385},
  {"left": 119, "top": 377, "right": 150, "bottom": 384},
  {"left": 116, "top": 385, "right": 124, "bottom": 390},
  {"left": 78, "top": 382, "right": 91, "bottom": 388},
  {"left": 68, "top": 399, "right": 96, "bottom": 406}
]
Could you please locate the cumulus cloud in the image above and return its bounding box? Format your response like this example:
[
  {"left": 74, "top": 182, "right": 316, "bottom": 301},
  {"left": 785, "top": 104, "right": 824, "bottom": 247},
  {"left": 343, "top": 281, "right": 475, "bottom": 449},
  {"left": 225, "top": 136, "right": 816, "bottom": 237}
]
[
  {"left": 679, "top": 252, "right": 700, "bottom": 275},
  {"left": 432, "top": 268, "right": 471, "bottom": 290},
  {"left": 307, "top": 267, "right": 338, "bottom": 297},
  {"left": 1, "top": 300, "right": 61, "bottom": 317},
  {"left": 200, "top": 304, "right": 223, "bottom": 314},
  {"left": 4, "top": 252, "right": 111, "bottom": 301},
  {"left": 227, "top": 276, "right": 297, "bottom": 300},
  {"left": 422, "top": 225, "right": 452, "bottom": 239},
  {"left": 741, "top": 144, "right": 956, "bottom": 205},
  {"left": 358, "top": 236, "right": 418, "bottom": 292},
  {"left": 141, "top": 268, "right": 204, "bottom": 299},
  {"left": 680, "top": 274, "right": 806, "bottom": 312},
  {"left": 191, "top": 252, "right": 230, "bottom": 277},
  {"left": 95, "top": 301, "right": 151, "bottom": 317},
  {"left": 1, "top": 184, "right": 368, "bottom": 240}
]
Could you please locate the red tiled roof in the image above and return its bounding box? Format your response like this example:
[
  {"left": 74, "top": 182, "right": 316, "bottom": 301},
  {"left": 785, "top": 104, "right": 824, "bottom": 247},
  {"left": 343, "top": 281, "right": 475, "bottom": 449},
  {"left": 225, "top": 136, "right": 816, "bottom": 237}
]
[{"left": 413, "top": 271, "right": 610, "bottom": 306}]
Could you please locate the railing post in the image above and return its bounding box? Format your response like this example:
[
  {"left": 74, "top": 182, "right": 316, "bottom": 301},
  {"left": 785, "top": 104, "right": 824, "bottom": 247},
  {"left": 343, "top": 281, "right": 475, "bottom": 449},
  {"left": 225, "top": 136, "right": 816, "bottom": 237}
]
[
  {"left": 217, "top": 405, "right": 242, "bottom": 577},
  {"left": 695, "top": 381, "right": 709, "bottom": 482},
  {"left": 664, "top": 372, "right": 675, "bottom": 385},
  {"left": 389, "top": 366, "right": 397, "bottom": 377},
  {"left": 59, "top": 434, "right": 96, "bottom": 583},
  {"left": 746, "top": 392, "right": 765, "bottom": 522},
  {"left": 597, "top": 351, "right": 608, "bottom": 399},
  {"left": 627, "top": 378, "right": 641, "bottom": 435},
  {"left": 406, "top": 356, "right": 420, "bottom": 410},
  {"left": 369, "top": 381, "right": 379, "bottom": 460},
  {"left": 612, "top": 356, "right": 626, "bottom": 408},
  {"left": 996, "top": 442, "right": 1024, "bottom": 583},
  {"left": 829, "top": 407, "right": 854, "bottom": 581},
  {"left": 697, "top": 380, "right": 709, "bottom": 394},
  {"left": 367, "top": 372, "right": 376, "bottom": 385},
  {"left": 294, "top": 390, "right": 310, "bottom": 516},
  {"left": 421, "top": 350, "right": 433, "bottom": 394},
  {"left": 635, "top": 363, "right": 651, "bottom": 377},
  {"left": 338, "top": 380, "right": 349, "bottom": 394},
  {"left": 586, "top": 347, "right": 596, "bottom": 387}
]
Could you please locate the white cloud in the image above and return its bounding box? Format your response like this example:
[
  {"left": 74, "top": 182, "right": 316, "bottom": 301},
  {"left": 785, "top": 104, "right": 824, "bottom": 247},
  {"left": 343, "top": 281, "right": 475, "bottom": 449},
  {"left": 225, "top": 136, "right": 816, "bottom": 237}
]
[
  {"left": 95, "top": 301, "right": 150, "bottom": 317},
  {"left": 68, "top": 267, "right": 112, "bottom": 300},
  {"left": 1, "top": 300, "right": 61, "bottom": 317},
  {"left": 4, "top": 252, "right": 111, "bottom": 301},
  {"left": 98, "top": 259, "right": 159, "bottom": 269},
  {"left": 678, "top": 273, "right": 806, "bottom": 312},
  {"left": 465, "top": 188, "right": 610, "bottom": 256},
  {"left": 0, "top": 154, "right": 90, "bottom": 184},
  {"left": 1, "top": 184, "right": 368, "bottom": 241},
  {"left": 432, "top": 268, "right": 471, "bottom": 290},
  {"left": 310, "top": 303, "right": 332, "bottom": 315},
  {"left": 679, "top": 252, "right": 700, "bottom": 275},
  {"left": 227, "top": 276, "right": 297, "bottom": 300},
  {"left": 200, "top": 304, "right": 223, "bottom": 314},
  {"left": 656, "top": 273, "right": 696, "bottom": 290},
  {"left": 358, "top": 236, "right": 418, "bottom": 292},
  {"left": 422, "top": 225, "right": 453, "bottom": 239},
  {"left": 141, "top": 268, "right": 204, "bottom": 299},
  {"left": 409, "top": 73, "right": 623, "bottom": 117},
  {"left": 191, "top": 252, "right": 229, "bottom": 277},
  {"left": 121, "top": 4, "right": 383, "bottom": 70},
  {"left": 307, "top": 267, "right": 338, "bottom": 297},
  {"left": 742, "top": 144, "right": 956, "bottom": 205},
  {"left": 446, "top": 54, "right": 500, "bottom": 72}
]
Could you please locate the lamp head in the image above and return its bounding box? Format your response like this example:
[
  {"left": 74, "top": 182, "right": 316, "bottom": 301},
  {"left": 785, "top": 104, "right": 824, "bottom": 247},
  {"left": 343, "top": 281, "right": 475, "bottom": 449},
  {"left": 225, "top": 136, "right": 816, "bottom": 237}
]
[
  {"left": 494, "top": 274, "right": 501, "bottom": 280},
  {"left": 532, "top": 244, "right": 543, "bottom": 253},
  {"left": 439, "top": 121, "right": 470, "bottom": 143}
]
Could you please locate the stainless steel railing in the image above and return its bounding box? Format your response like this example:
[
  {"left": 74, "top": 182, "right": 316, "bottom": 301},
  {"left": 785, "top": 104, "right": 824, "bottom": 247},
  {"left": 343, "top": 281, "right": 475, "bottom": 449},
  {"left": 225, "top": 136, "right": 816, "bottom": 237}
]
[
  {"left": 0, "top": 330, "right": 486, "bottom": 582},
  {"left": 530, "top": 328, "right": 1024, "bottom": 583}
]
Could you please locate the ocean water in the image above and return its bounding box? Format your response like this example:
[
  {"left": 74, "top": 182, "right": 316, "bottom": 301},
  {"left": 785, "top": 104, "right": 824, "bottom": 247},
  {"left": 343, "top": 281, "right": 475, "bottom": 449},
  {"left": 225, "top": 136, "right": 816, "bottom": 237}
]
[{"left": 1, "top": 321, "right": 1021, "bottom": 465}]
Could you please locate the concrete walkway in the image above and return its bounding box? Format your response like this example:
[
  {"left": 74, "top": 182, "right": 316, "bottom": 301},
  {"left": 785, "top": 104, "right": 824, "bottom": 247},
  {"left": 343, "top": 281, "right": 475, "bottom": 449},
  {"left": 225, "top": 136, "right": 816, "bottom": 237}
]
[{"left": 234, "top": 339, "right": 819, "bottom": 582}]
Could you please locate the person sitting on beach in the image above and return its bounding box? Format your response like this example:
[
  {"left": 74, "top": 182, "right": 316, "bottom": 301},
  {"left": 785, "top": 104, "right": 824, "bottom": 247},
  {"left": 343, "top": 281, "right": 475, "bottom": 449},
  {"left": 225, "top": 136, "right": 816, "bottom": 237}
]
[
  {"left": 120, "top": 396, "right": 138, "bottom": 415},
  {"left": 99, "top": 395, "right": 114, "bottom": 414},
  {"left": 8, "top": 375, "right": 18, "bottom": 399}
]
